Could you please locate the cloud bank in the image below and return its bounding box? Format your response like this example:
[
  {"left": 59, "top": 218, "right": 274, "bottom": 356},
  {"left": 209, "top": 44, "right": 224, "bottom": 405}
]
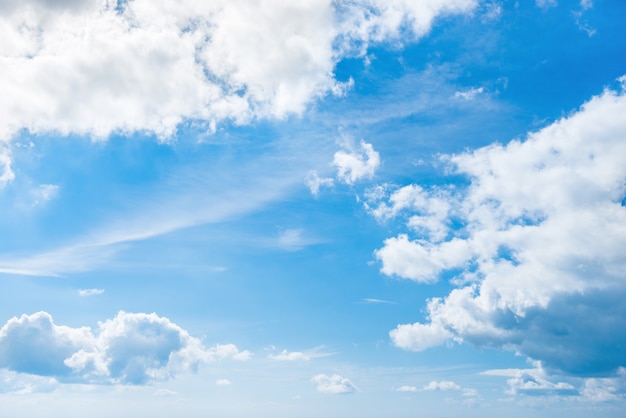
[
  {"left": 372, "top": 82, "right": 626, "bottom": 377},
  {"left": 0, "top": 311, "right": 250, "bottom": 385},
  {"left": 0, "top": 0, "right": 478, "bottom": 146}
]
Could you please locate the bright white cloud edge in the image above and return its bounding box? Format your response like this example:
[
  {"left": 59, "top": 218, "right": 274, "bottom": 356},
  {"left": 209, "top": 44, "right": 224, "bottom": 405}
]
[
  {"left": 0, "top": 311, "right": 250, "bottom": 386},
  {"left": 377, "top": 80, "right": 626, "bottom": 378}
]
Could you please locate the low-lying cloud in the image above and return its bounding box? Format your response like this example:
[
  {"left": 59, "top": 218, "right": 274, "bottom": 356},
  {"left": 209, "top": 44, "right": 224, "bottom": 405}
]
[{"left": 0, "top": 311, "right": 250, "bottom": 385}]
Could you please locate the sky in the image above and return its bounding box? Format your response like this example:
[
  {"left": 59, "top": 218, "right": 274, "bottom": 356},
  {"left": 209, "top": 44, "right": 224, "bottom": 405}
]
[{"left": 0, "top": 0, "right": 625, "bottom": 417}]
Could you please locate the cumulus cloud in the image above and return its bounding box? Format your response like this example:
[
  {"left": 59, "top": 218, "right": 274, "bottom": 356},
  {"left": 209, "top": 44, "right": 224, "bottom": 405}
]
[
  {"left": 0, "top": 0, "right": 478, "bottom": 143},
  {"left": 396, "top": 385, "right": 418, "bottom": 392},
  {"left": 378, "top": 82, "right": 626, "bottom": 377},
  {"left": 333, "top": 140, "right": 380, "bottom": 184},
  {"left": 0, "top": 311, "right": 250, "bottom": 385},
  {"left": 312, "top": 373, "right": 357, "bottom": 394},
  {"left": 423, "top": 380, "right": 461, "bottom": 391}
]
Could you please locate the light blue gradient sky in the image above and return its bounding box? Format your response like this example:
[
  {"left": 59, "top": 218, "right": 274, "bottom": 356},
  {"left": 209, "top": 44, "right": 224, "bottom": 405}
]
[{"left": 1, "top": 1, "right": 625, "bottom": 417}]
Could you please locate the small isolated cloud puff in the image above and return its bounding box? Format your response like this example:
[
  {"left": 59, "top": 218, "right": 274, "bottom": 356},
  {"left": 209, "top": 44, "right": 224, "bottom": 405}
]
[
  {"left": 268, "top": 350, "right": 310, "bottom": 361},
  {"left": 312, "top": 373, "right": 357, "bottom": 394},
  {"left": 333, "top": 140, "right": 380, "bottom": 185},
  {"left": 423, "top": 380, "right": 461, "bottom": 391},
  {"left": 396, "top": 385, "right": 418, "bottom": 392},
  {"left": 0, "top": 311, "right": 250, "bottom": 386},
  {"left": 305, "top": 171, "right": 334, "bottom": 197},
  {"left": 77, "top": 288, "right": 104, "bottom": 297},
  {"left": 382, "top": 80, "right": 626, "bottom": 377}
]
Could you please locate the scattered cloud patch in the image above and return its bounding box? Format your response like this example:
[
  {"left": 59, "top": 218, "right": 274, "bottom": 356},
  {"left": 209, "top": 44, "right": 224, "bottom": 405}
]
[
  {"left": 424, "top": 380, "right": 461, "bottom": 391},
  {"left": 535, "top": 0, "right": 558, "bottom": 9},
  {"left": 268, "top": 350, "right": 310, "bottom": 362},
  {"left": 78, "top": 289, "right": 104, "bottom": 297},
  {"left": 333, "top": 140, "right": 380, "bottom": 185},
  {"left": 0, "top": 311, "right": 250, "bottom": 386},
  {"left": 396, "top": 385, "right": 418, "bottom": 392},
  {"left": 312, "top": 373, "right": 357, "bottom": 394},
  {"left": 454, "top": 87, "right": 484, "bottom": 101},
  {"left": 0, "top": 147, "right": 14, "bottom": 187},
  {"left": 381, "top": 83, "right": 626, "bottom": 377},
  {"left": 305, "top": 171, "right": 334, "bottom": 197}
]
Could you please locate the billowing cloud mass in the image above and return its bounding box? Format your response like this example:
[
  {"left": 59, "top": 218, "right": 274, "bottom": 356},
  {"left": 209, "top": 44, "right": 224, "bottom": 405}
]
[
  {"left": 0, "top": 311, "right": 250, "bottom": 385},
  {"left": 0, "top": 0, "right": 477, "bottom": 144},
  {"left": 373, "top": 83, "right": 626, "bottom": 376},
  {"left": 312, "top": 373, "right": 357, "bottom": 394}
]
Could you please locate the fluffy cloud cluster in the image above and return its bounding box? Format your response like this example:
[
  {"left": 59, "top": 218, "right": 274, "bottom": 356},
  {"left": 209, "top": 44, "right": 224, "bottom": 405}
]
[
  {"left": 372, "top": 83, "right": 626, "bottom": 377},
  {"left": 312, "top": 373, "right": 357, "bottom": 394},
  {"left": 333, "top": 140, "right": 381, "bottom": 185},
  {"left": 0, "top": 311, "right": 250, "bottom": 385},
  {"left": 0, "top": 0, "right": 477, "bottom": 145}
]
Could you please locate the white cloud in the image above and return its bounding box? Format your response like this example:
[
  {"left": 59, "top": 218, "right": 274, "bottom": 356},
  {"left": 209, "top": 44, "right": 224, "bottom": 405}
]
[
  {"left": 0, "top": 311, "right": 250, "bottom": 385},
  {"left": 305, "top": 171, "right": 334, "bottom": 197},
  {"left": 424, "top": 380, "right": 461, "bottom": 391},
  {"left": 380, "top": 81, "right": 626, "bottom": 376},
  {"left": 0, "top": 0, "right": 478, "bottom": 144},
  {"left": 78, "top": 288, "right": 104, "bottom": 297},
  {"left": 312, "top": 373, "right": 357, "bottom": 394},
  {"left": 333, "top": 140, "right": 380, "bottom": 185},
  {"left": 396, "top": 385, "right": 419, "bottom": 392},
  {"left": 454, "top": 87, "right": 484, "bottom": 101},
  {"left": 268, "top": 350, "right": 310, "bottom": 361},
  {"left": 375, "top": 234, "right": 471, "bottom": 283},
  {"left": 0, "top": 147, "right": 14, "bottom": 187},
  {"left": 367, "top": 184, "right": 453, "bottom": 242}
]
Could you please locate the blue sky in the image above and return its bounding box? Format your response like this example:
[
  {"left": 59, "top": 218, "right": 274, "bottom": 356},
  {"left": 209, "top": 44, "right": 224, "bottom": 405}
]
[{"left": 1, "top": 0, "right": 626, "bottom": 416}]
